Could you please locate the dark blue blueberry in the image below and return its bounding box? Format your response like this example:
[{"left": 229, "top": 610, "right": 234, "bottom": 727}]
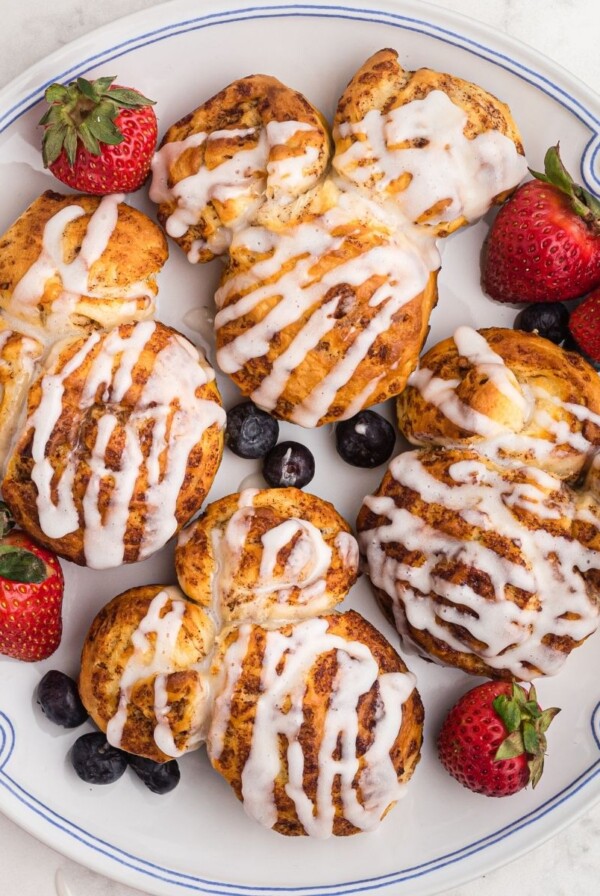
[
  {"left": 226, "top": 401, "right": 279, "bottom": 458},
  {"left": 71, "top": 732, "right": 128, "bottom": 785},
  {"left": 128, "top": 754, "right": 181, "bottom": 794},
  {"left": 262, "top": 441, "right": 315, "bottom": 488},
  {"left": 37, "top": 670, "right": 88, "bottom": 728},
  {"left": 335, "top": 410, "right": 396, "bottom": 468},
  {"left": 514, "top": 302, "right": 570, "bottom": 345}
]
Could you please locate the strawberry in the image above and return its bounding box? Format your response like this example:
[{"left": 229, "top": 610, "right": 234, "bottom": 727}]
[
  {"left": 437, "top": 681, "right": 560, "bottom": 797},
  {"left": 0, "top": 503, "right": 64, "bottom": 662},
  {"left": 39, "top": 75, "right": 157, "bottom": 194},
  {"left": 568, "top": 287, "right": 600, "bottom": 364},
  {"left": 483, "top": 144, "right": 600, "bottom": 304}
]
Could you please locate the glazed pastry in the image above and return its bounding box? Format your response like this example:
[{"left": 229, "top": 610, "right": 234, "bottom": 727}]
[
  {"left": 397, "top": 326, "right": 600, "bottom": 481},
  {"left": 0, "top": 319, "right": 43, "bottom": 472},
  {"left": 357, "top": 447, "right": 600, "bottom": 681},
  {"left": 175, "top": 486, "right": 359, "bottom": 623},
  {"left": 2, "top": 320, "right": 225, "bottom": 568},
  {"left": 149, "top": 74, "right": 331, "bottom": 263},
  {"left": 0, "top": 191, "right": 168, "bottom": 338},
  {"left": 79, "top": 585, "right": 215, "bottom": 762},
  {"left": 215, "top": 180, "right": 440, "bottom": 426},
  {"left": 207, "top": 610, "right": 423, "bottom": 837},
  {"left": 333, "top": 48, "right": 527, "bottom": 236}
]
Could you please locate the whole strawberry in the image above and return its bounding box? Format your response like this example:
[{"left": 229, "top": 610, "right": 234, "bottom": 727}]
[
  {"left": 568, "top": 287, "right": 600, "bottom": 366},
  {"left": 483, "top": 144, "right": 600, "bottom": 304},
  {"left": 437, "top": 681, "right": 560, "bottom": 797},
  {"left": 40, "top": 76, "right": 157, "bottom": 194},
  {"left": 0, "top": 503, "right": 64, "bottom": 662}
]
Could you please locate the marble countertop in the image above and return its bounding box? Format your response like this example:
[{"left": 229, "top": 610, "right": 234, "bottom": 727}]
[{"left": 1, "top": 1, "right": 599, "bottom": 895}]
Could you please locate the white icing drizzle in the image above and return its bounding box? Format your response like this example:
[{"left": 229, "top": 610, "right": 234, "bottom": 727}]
[
  {"left": 106, "top": 588, "right": 207, "bottom": 758},
  {"left": 207, "top": 617, "right": 415, "bottom": 838},
  {"left": 150, "top": 120, "right": 321, "bottom": 260},
  {"left": 215, "top": 193, "right": 439, "bottom": 426},
  {"left": 359, "top": 450, "right": 600, "bottom": 679},
  {"left": 334, "top": 90, "right": 528, "bottom": 225},
  {"left": 407, "top": 327, "right": 600, "bottom": 470},
  {"left": 26, "top": 321, "right": 226, "bottom": 568},
  {"left": 9, "top": 194, "right": 151, "bottom": 331},
  {"left": 208, "top": 492, "right": 358, "bottom": 618}
]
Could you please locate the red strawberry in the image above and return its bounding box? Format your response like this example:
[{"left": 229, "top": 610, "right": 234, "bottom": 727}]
[
  {"left": 437, "top": 681, "right": 560, "bottom": 797},
  {"left": 568, "top": 288, "right": 600, "bottom": 364},
  {"left": 0, "top": 503, "right": 64, "bottom": 662},
  {"left": 39, "top": 75, "right": 157, "bottom": 194},
  {"left": 483, "top": 144, "right": 600, "bottom": 304}
]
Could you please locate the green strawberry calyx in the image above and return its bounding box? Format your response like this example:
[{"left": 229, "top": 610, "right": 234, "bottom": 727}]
[
  {"left": 493, "top": 683, "right": 560, "bottom": 789},
  {"left": 530, "top": 144, "right": 600, "bottom": 236},
  {"left": 39, "top": 75, "right": 156, "bottom": 169},
  {"left": 0, "top": 501, "right": 46, "bottom": 584}
]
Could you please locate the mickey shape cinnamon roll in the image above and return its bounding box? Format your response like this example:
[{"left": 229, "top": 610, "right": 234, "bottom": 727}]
[
  {"left": 357, "top": 446, "right": 600, "bottom": 681},
  {"left": 79, "top": 487, "right": 424, "bottom": 837},
  {"left": 2, "top": 320, "right": 225, "bottom": 567},
  {"left": 397, "top": 326, "right": 600, "bottom": 481}
]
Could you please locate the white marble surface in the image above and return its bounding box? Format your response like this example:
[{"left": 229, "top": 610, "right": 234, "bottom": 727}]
[{"left": 1, "top": 0, "right": 600, "bottom": 894}]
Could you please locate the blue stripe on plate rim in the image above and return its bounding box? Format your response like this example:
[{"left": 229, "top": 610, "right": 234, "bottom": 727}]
[
  {"left": 1, "top": 705, "right": 600, "bottom": 893},
  {"left": 0, "top": 2, "right": 599, "bottom": 893}
]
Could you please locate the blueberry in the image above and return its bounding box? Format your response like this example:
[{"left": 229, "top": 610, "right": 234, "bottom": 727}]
[
  {"left": 71, "top": 732, "right": 128, "bottom": 785},
  {"left": 335, "top": 410, "right": 396, "bottom": 468},
  {"left": 226, "top": 401, "right": 279, "bottom": 458},
  {"left": 262, "top": 441, "right": 315, "bottom": 488},
  {"left": 37, "top": 670, "right": 88, "bottom": 728},
  {"left": 514, "top": 302, "right": 570, "bottom": 345},
  {"left": 128, "top": 754, "right": 181, "bottom": 794}
]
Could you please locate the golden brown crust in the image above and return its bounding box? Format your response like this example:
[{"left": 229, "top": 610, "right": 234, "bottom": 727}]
[
  {"left": 207, "top": 610, "right": 423, "bottom": 836},
  {"left": 151, "top": 74, "right": 331, "bottom": 262},
  {"left": 0, "top": 191, "right": 168, "bottom": 336},
  {"left": 0, "top": 319, "right": 43, "bottom": 472},
  {"left": 79, "top": 585, "right": 215, "bottom": 762},
  {"left": 215, "top": 181, "right": 439, "bottom": 426},
  {"left": 357, "top": 447, "right": 600, "bottom": 680},
  {"left": 2, "top": 321, "right": 224, "bottom": 566},
  {"left": 396, "top": 327, "right": 600, "bottom": 480},
  {"left": 333, "top": 48, "right": 525, "bottom": 236},
  {"left": 175, "top": 487, "right": 359, "bottom": 621}
]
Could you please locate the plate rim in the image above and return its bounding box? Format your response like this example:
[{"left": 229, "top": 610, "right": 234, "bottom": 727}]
[{"left": 1, "top": 2, "right": 600, "bottom": 895}]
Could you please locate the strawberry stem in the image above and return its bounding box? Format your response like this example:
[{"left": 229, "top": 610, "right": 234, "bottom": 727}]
[
  {"left": 40, "top": 76, "right": 156, "bottom": 168},
  {"left": 530, "top": 144, "right": 600, "bottom": 236},
  {"left": 0, "top": 545, "right": 46, "bottom": 583}
]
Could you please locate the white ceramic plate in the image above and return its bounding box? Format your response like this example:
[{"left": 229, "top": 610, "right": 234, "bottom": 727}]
[{"left": 1, "top": 1, "right": 599, "bottom": 894}]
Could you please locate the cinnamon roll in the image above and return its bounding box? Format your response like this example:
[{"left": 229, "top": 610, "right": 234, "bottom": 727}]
[
  {"left": 333, "top": 48, "right": 527, "bottom": 236},
  {"left": 207, "top": 610, "right": 423, "bottom": 837},
  {"left": 214, "top": 180, "right": 440, "bottom": 426},
  {"left": 2, "top": 320, "right": 225, "bottom": 567},
  {"left": 397, "top": 326, "right": 600, "bottom": 481},
  {"left": 79, "top": 585, "right": 215, "bottom": 763},
  {"left": 175, "top": 486, "right": 359, "bottom": 623},
  {"left": 357, "top": 447, "right": 600, "bottom": 681},
  {"left": 0, "top": 191, "right": 168, "bottom": 338},
  {"left": 0, "top": 319, "right": 43, "bottom": 471},
  {"left": 149, "top": 74, "right": 331, "bottom": 263}
]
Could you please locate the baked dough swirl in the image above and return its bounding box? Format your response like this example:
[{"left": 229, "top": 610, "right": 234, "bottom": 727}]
[
  {"left": 357, "top": 447, "right": 600, "bottom": 680},
  {"left": 2, "top": 320, "right": 225, "bottom": 567},
  {"left": 333, "top": 48, "right": 527, "bottom": 236},
  {"left": 0, "top": 190, "right": 168, "bottom": 339},
  {"left": 397, "top": 326, "right": 600, "bottom": 481}
]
